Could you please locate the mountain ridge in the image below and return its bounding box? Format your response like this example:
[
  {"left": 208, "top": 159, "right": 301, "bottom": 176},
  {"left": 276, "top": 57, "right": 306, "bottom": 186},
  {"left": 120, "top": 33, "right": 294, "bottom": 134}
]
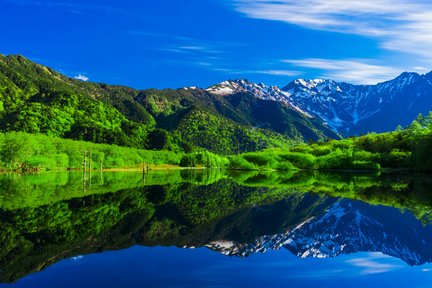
[
  {"left": 206, "top": 71, "right": 432, "bottom": 135},
  {"left": 4, "top": 53, "right": 432, "bottom": 147},
  {"left": 0, "top": 54, "right": 339, "bottom": 154}
]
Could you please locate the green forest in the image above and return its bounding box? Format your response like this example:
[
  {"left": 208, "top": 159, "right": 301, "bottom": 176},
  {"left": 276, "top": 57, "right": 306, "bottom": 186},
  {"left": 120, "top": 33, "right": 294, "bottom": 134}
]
[
  {"left": 227, "top": 113, "right": 432, "bottom": 172},
  {"left": 0, "top": 112, "right": 429, "bottom": 173},
  {"left": 1, "top": 112, "right": 431, "bottom": 173}
]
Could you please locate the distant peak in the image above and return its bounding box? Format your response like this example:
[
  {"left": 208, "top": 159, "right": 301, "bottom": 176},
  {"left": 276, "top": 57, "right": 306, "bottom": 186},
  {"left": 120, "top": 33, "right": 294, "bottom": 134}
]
[
  {"left": 393, "top": 71, "right": 419, "bottom": 80},
  {"left": 283, "top": 78, "right": 341, "bottom": 95},
  {"left": 399, "top": 71, "right": 419, "bottom": 76}
]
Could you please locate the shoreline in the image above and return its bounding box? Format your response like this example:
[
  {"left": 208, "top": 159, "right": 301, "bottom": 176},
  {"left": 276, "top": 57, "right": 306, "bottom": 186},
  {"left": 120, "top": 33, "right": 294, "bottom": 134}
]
[
  {"left": 0, "top": 164, "right": 212, "bottom": 174},
  {"left": 0, "top": 166, "right": 421, "bottom": 175}
]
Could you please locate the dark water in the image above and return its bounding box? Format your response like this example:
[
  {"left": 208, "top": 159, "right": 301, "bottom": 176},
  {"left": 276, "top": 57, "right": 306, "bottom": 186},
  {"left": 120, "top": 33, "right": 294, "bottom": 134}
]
[{"left": 1, "top": 170, "right": 432, "bottom": 287}]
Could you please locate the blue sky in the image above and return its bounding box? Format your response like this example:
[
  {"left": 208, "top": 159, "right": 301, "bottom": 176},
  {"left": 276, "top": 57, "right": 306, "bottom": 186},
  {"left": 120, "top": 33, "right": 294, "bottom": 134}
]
[{"left": 2, "top": 0, "right": 432, "bottom": 88}]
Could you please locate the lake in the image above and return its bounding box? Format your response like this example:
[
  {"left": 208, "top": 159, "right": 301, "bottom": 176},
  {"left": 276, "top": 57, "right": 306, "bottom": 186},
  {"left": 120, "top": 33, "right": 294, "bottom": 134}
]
[{"left": 0, "top": 170, "right": 432, "bottom": 287}]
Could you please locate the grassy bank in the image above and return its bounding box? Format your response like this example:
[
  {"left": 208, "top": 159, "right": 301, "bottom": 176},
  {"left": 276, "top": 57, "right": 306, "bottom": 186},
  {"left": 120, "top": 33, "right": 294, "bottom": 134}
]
[
  {"left": 228, "top": 114, "right": 432, "bottom": 172},
  {"left": 2, "top": 112, "right": 432, "bottom": 173},
  {"left": 0, "top": 131, "right": 230, "bottom": 173},
  {"left": 0, "top": 131, "right": 183, "bottom": 172}
]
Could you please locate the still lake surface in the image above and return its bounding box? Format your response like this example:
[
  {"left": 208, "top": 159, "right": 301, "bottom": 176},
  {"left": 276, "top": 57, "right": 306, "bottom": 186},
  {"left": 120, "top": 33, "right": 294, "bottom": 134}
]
[{"left": 0, "top": 170, "right": 432, "bottom": 287}]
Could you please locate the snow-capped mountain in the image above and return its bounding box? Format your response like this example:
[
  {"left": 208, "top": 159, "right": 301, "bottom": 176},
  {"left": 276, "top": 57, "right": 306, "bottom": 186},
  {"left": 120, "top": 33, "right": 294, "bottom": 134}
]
[
  {"left": 206, "top": 79, "right": 287, "bottom": 100},
  {"left": 206, "top": 79, "right": 311, "bottom": 117},
  {"left": 282, "top": 72, "right": 432, "bottom": 134},
  {"left": 282, "top": 79, "right": 370, "bottom": 131},
  {"left": 206, "top": 200, "right": 432, "bottom": 265},
  {"left": 206, "top": 72, "right": 432, "bottom": 135}
]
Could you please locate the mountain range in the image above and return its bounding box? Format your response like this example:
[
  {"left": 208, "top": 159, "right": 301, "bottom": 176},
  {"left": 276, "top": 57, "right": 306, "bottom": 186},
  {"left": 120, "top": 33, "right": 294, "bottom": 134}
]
[
  {"left": 1, "top": 54, "right": 432, "bottom": 153},
  {"left": 0, "top": 54, "right": 337, "bottom": 154},
  {"left": 205, "top": 73, "right": 432, "bottom": 135}
]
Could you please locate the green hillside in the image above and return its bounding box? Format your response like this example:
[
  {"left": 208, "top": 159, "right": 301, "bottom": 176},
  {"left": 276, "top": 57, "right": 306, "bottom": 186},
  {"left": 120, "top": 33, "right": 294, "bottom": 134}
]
[
  {"left": 229, "top": 113, "right": 432, "bottom": 172},
  {"left": 0, "top": 54, "right": 338, "bottom": 154}
]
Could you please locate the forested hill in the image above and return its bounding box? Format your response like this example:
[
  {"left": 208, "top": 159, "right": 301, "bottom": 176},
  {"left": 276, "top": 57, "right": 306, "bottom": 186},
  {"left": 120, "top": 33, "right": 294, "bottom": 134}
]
[{"left": 0, "top": 54, "right": 339, "bottom": 154}]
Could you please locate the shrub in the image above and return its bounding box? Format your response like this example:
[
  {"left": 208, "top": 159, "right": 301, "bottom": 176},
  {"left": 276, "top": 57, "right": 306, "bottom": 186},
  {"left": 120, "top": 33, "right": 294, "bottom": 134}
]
[
  {"left": 316, "top": 150, "right": 351, "bottom": 170},
  {"left": 228, "top": 156, "right": 257, "bottom": 170},
  {"left": 278, "top": 152, "right": 316, "bottom": 169},
  {"left": 242, "top": 152, "right": 278, "bottom": 169}
]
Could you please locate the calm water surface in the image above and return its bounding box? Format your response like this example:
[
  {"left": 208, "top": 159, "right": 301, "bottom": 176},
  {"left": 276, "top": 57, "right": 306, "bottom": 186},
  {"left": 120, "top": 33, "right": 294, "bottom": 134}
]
[{"left": 0, "top": 170, "right": 431, "bottom": 287}]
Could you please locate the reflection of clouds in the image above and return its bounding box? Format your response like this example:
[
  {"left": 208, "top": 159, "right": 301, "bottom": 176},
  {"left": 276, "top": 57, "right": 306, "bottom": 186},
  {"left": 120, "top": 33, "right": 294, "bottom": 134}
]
[
  {"left": 346, "top": 253, "right": 402, "bottom": 275},
  {"left": 71, "top": 255, "right": 84, "bottom": 261},
  {"left": 190, "top": 250, "right": 409, "bottom": 280}
]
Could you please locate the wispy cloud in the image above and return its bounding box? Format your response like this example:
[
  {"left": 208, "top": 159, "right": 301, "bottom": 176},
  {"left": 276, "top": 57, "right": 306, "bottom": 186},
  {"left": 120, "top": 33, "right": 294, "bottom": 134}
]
[
  {"left": 168, "top": 45, "right": 223, "bottom": 55},
  {"left": 200, "top": 65, "right": 301, "bottom": 77},
  {"left": 74, "top": 74, "right": 89, "bottom": 81},
  {"left": 229, "top": 0, "right": 432, "bottom": 61},
  {"left": 178, "top": 46, "right": 208, "bottom": 51},
  {"left": 249, "top": 69, "right": 300, "bottom": 76},
  {"left": 127, "top": 30, "right": 228, "bottom": 56},
  {"left": 282, "top": 58, "right": 412, "bottom": 84}
]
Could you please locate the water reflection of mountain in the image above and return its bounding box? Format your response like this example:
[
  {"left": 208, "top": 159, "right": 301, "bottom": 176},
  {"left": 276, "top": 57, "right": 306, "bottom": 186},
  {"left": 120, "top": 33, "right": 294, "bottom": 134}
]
[
  {"left": 207, "top": 199, "right": 432, "bottom": 266},
  {"left": 1, "top": 171, "right": 432, "bottom": 282}
]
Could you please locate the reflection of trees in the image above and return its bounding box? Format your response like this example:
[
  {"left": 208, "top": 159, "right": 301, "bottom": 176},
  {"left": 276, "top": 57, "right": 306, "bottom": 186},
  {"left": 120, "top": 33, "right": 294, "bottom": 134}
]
[{"left": 1, "top": 171, "right": 432, "bottom": 282}]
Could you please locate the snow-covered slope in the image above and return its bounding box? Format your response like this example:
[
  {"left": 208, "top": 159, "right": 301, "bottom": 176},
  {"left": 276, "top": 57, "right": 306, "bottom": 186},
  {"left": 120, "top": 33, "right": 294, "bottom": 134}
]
[
  {"left": 206, "top": 72, "right": 432, "bottom": 135},
  {"left": 206, "top": 79, "right": 311, "bottom": 117},
  {"left": 206, "top": 79, "right": 287, "bottom": 100},
  {"left": 282, "top": 79, "right": 358, "bottom": 131},
  {"left": 206, "top": 200, "right": 432, "bottom": 265},
  {"left": 281, "top": 73, "right": 431, "bottom": 134}
]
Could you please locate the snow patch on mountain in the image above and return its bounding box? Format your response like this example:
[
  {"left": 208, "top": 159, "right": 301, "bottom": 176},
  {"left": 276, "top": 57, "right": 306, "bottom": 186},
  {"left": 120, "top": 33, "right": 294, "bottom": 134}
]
[
  {"left": 203, "top": 71, "right": 432, "bottom": 135},
  {"left": 206, "top": 79, "right": 312, "bottom": 117}
]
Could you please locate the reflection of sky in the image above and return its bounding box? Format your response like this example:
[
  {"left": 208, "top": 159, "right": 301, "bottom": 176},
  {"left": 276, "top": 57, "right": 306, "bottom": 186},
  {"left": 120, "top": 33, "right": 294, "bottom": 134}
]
[{"left": 3, "top": 246, "right": 432, "bottom": 288}]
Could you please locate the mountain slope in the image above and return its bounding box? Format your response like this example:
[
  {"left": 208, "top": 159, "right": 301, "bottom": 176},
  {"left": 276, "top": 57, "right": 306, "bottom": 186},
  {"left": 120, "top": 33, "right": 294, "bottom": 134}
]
[
  {"left": 205, "top": 79, "right": 340, "bottom": 141},
  {"left": 206, "top": 74, "right": 432, "bottom": 136},
  {"left": 0, "top": 54, "right": 338, "bottom": 154},
  {"left": 281, "top": 73, "right": 432, "bottom": 135},
  {"left": 0, "top": 55, "right": 153, "bottom": 148}
]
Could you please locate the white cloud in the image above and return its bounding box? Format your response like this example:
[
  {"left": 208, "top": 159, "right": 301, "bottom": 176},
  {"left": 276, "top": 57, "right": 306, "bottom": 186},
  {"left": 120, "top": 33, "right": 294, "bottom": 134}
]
[
  {"left": 209, "top": 67, "right": 301, "bottom": 77},
  {"left": 74, "top": 74, "right": 89, "bottom": 81},
  {"left": 413, "top": 66, "right": 429, "bottom": 72},
  {"left": 282, "top": 58, "right": 405, "bottom": 84},
  {"left": 229, "top": 0, "right": 432, "bottom": 61},
  {"left": 252, "top": 69, "right": 301, "bottom": 76}
]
